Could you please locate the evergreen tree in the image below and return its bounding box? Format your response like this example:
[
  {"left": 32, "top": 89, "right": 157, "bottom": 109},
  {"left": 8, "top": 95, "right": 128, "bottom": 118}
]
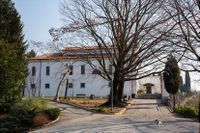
[
  {"left": 26, "top": 49, "right": 36, "bottom": 59},
  {"left": 0, "top": 0, "right": 27, "bottom": 109},
  {"left": 180, "top": 76, "right": 184, "bottom": 93},
  {"left": 163, "top": 55, "right": 180, "bottom": 111},
  {"left": 185, "top": 71, "right": 191, "bottom": 93}
]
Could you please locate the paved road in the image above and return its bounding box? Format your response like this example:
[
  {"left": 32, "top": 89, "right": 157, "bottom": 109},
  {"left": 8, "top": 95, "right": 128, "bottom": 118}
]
[{"left": 31, "top": 99, "right": 199, "bottom": 133}]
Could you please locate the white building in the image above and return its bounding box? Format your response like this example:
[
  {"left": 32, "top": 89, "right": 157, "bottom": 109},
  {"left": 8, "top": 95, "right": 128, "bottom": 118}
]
[{"left": 25, "top": 47, "right": 168, "bottom": 101}]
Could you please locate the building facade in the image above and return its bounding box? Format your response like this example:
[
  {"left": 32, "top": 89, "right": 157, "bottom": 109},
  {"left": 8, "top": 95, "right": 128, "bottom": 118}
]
[{"left": 25, "top": 47, "right": 168, "bottom": 101}]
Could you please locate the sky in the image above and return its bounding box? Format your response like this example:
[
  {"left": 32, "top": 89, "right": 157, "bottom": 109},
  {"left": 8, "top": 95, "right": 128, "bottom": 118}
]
[
  {"left": 13, "top": 0, "right": 63, "bottom": 42},
  {"left": 12, "top": 0, "right": 200, "bottom": 91}
]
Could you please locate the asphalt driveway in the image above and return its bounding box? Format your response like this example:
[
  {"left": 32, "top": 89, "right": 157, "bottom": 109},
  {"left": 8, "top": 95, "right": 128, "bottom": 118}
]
[{"left": 30, "top": 99, "right": 199, "bottom": 133}]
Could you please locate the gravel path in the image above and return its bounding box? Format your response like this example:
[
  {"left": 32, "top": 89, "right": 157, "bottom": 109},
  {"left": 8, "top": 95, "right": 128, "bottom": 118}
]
[{"left": 30, "top": 99, "right": 199, "bottom": 133}]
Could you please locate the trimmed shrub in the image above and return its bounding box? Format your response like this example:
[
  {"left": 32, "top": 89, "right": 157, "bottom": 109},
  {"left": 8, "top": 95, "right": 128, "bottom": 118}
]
[
  {"left": 0, "top": 102, "right": 12, "bottom": 113},
  {"left": 44, "top": 108, "right": 61, "bottom": 120},
  {"left": 137, "top": 88, "right": 145, "bottom": 94},
  {"left": 175, "top": 106, "right": 199, "bottom": 118},
  {"left": 0, "top": 128, "right": 9, "bottom": 132},
  {"left": 9, "top": 98, "right": 49, "bottom": 123},
  {"left": 33, "top": 113, "right": 49, "bottom": 126},
  {"left": 90, "top": 94, "right": 95, "bottom": 99},
  {"left": 98, "top": 108, "right": 106, "bottom": 113}
]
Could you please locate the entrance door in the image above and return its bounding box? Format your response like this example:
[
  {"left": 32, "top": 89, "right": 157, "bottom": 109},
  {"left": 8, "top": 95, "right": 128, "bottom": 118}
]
[{"left": 146, "top": 86, "right": 152, "bottom": 94}]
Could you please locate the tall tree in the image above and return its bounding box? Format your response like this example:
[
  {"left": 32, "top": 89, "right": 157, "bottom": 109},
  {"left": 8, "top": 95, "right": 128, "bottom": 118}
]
[
  {"left": 50, "top": 0, "right": 173, "bottom": 106},
  {"left": 0, "top": 0, "right": 27, "bottom": 107},
  {"left": 179, "top": 75, "right": 185, "bottom": 93},
  {"left": 185, "top": 71, "right": 191, "bottom": 93},
  {"left": 26, "top": 49, "right": 37, "bottom": 59},
  {"left": 163, "top": 55, "right": 180, "bottom": 111}
]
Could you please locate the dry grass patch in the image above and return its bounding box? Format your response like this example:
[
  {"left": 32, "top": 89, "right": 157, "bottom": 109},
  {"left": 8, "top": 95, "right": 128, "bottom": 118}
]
[
  {"left": 59, "top": 98, "right": 126, "bottom": 114},
  {"left": 69, "top": 98, "right": 107, "bottom": 107}
]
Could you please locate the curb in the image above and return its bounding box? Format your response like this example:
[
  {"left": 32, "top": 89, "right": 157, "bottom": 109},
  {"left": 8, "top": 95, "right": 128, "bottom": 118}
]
[
  {"left": 44, "top": 115, "right": 60, "bottom": 126},
  {"left": 114, "top": 108, "right": 126, "bottom": 115}
]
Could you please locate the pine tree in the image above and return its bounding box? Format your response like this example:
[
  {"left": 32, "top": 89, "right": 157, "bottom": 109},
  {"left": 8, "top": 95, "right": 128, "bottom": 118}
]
[
  {"left": 0, "top": 0, "right": 27, "bottom": 109},
  {"left": 163, "top": 55, "right": 180, "bottom": 111}
]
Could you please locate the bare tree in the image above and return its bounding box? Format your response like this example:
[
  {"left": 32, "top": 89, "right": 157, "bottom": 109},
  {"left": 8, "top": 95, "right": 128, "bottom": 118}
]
[
  {"left": 50, "top": 0, "right": 174, "bottom": 106},
  {"left": 54, "top": 62, "right": 73, "bottom": 101},
  {"left": 27, "top": 76, "right": 37, "bottom": 97},
  {"left": 163, "top": 0, "right": 200, "bottom": 72}
]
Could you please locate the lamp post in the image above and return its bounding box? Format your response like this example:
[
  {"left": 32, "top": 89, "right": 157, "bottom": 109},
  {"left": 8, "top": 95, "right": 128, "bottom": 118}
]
[
  {"left": 110, "top": 46, "right": 114, "bottom": 111},
  {"left": 111, "top": 69, "right": 113, "bottom": 111}
]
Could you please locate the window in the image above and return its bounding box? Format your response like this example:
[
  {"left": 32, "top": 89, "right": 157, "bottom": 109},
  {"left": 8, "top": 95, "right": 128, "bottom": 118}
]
[
  {"left": 46, "top": 66, "right": 50, "bottom": 76},
  {"left": 45, "top": 84, "right": 50, "bottom": 89},
  {"left": 32, "top": 66, "right": 36, "bottom": 76},
  {"left": 81, "top": 65, "right": 85, "bottom": 74},
  {"left": 80, "top": 83, "right": 85, "bottom": 88},
  {"left": 109, "top": 64, "right": 112, "bottom": 75},
  {"left": 69, "top": 65, "right": 73, "bottom": 75},
  {"left": 31, "top": 84, "right": 35, "bottom": 89},
  {"left": 68, "top": 83, "right": 73, "bottom": 88}
]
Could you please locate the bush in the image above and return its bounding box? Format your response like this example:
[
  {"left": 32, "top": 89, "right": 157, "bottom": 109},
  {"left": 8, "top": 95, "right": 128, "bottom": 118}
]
[
  {"left": 44, "top": 108, "right": 61, "bottom": 120},
  {"left": 0, "top": 102, "right": 12, "bottom": 113},
  {"left": 9, "top": 98, "right": 49, "bottom": 123},
  {"left": 0, "top": 114, "right": 12, "bottom": 121},
  {"left": 98, "top": 108, "right": 106, "bottom": 113},
  {"left": 137, "top": 88, "right": 145, "bottom": 94},
  {"left": 90, "top": 94, "right": 95, "bottom": 99},
  {"left": 0, "top": 128, "right": 9, "bottom": 132},
  {"left": 175, "top": 106, "right": 199, "bottom": 118},
  {"left": 185, "top": 95, "right": 200, "bottom": 110},
  {"left": 33, "top": 113, "right": 49, "bottom": 126}
]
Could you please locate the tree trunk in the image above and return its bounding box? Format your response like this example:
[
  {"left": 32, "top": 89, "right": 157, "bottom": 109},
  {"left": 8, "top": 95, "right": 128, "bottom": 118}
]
[
  {"left": 55, "top": 74, "right": 66, "bottom": 101},
  {"left": 102, "top": 69, "right": 121, "bottom": 106},
  {"left": 64, "top": 79, "right": 69, "bottom": 99},
  {"left": 173, "top": 94, "right": 176, "bottom": 111},
  {"left": 118, "top": 79, "right": 124, "bottom": 103}
]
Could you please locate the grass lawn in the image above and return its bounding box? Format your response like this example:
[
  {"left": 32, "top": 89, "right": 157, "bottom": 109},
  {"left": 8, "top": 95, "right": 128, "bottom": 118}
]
[{"left": 59, "top": 98, "right": 129, "bottom": 114}]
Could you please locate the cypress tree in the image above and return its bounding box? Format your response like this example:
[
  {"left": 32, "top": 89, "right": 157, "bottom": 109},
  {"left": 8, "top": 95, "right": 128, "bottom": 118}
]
[
  {"left": 180, "top": 76, "right": 184, "bottom": 93},
  {"left": 163, "top": 55, "right": 180, "bottom": 111},
  {"left": 185, "top": 71, "right": 191, "bottom": 93},
  {"left": 0, "top": 0, "right": 27, "bottom": 109}
]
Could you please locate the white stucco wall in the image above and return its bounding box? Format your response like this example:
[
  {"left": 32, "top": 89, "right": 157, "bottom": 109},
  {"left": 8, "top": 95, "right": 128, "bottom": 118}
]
[
  {"left": 138, "top": 75, "right": 162, "bottom": 94},
  {"left": 25, "top": 59, "right": 136, "bottom": 98}
]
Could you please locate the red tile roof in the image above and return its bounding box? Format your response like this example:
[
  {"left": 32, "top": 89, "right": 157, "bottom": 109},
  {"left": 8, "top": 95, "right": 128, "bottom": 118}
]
[
  {"left": 30, "top": 53, "right": 104, "bottom": 61},
  {"left": 30, "top": 46, "right": 112, "bottom": 61},
  {"left": 62, "top": 46, "right": 100, "bottom": 51}
]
